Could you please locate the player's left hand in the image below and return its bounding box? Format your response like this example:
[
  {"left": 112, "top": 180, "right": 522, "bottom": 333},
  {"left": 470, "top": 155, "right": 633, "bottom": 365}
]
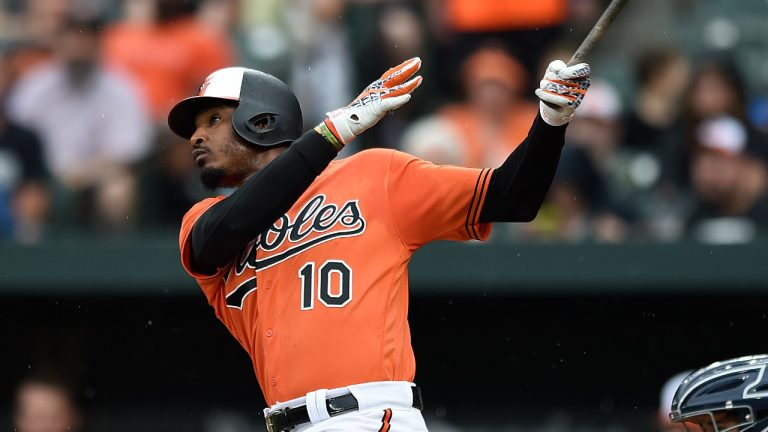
[
  {"left": 319, "top": 57, "right": 423, "bottom": 148},
  {"left": 535, "top": 60, "right": 591, "bottom": 126}
]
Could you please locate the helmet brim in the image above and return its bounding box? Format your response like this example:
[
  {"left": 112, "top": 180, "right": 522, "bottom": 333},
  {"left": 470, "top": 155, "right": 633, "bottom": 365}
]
[{"left": 167, "top": 95, "right": 239, "bottom": 139}]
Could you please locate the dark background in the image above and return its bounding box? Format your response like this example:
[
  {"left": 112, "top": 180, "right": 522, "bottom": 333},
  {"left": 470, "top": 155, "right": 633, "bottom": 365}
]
[{"left": 3, "top": 289, "right": 765, "bottom": 431}]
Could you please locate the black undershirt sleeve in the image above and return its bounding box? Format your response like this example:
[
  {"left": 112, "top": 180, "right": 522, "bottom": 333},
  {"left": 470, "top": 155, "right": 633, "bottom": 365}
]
[
  {"left": 479, "top": 113, "right": 568, "bottom": 223},
  {"left": 189, "top": 131, "right": 338, "bottom": 275}
]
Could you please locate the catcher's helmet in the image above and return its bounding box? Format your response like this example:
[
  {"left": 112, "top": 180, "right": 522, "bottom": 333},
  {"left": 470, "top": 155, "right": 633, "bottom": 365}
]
[
  {"left": 168, "top": 67, "right": 303, "bottom": 147},
  {"left": 670, "top": 354, "right": 768, "bottom": 432}
]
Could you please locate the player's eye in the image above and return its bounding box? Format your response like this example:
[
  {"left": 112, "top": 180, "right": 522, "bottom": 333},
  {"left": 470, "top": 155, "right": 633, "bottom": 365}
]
[{"left": 210, "top": 114, "right": 222, "bottom": 125}]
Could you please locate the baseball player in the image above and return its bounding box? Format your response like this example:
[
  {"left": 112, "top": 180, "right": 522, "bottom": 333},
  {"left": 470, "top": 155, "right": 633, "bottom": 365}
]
[
  {"left": 669, "top": 354, "right": 768, "bottom": 432},
  {"left": 169, "top": 57, "right": 590, "bottom": 431}
]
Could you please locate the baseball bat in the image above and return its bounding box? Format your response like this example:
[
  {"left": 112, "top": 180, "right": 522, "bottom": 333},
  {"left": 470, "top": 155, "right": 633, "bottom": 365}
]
[
  {"left": 567, "top": 0, "right": 630, "bottom": 66},
  {"left": 542, "top": 0, "right": 629, "bottom": 108}
]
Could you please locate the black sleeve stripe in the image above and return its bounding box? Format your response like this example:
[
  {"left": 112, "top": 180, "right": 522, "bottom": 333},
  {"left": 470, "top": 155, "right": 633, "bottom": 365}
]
[
  {"left": 471, "top": 169, "right": 492, "bottom": 239},
  {"left": 464, "top": 169, "right": 484, "bottom": 239},
  {"left": 465, "top": 168, "right": 491, "bottom": 240}
]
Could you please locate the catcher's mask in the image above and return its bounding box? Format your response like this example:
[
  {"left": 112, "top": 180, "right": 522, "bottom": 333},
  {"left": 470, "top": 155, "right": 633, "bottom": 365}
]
[{"left": 670, "top": 354, "right": 768, "bottom": 432}]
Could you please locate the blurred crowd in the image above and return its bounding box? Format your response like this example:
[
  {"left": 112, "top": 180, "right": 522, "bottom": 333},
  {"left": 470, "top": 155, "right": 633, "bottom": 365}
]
[{"left": 1, "top": 0, "right": 768, "bottom": 245}]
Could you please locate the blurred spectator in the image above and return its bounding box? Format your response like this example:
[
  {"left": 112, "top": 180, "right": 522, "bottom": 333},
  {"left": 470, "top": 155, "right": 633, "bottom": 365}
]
[
  {"left": 235, "top": 0, "right": 294, "bottom": 79},
  {"left": 535, "top": 145, "right": 609, "bottom": 242},
  {"left": 426, "top": 0, "right": 567, "bottom": 93},
  {"left": 0, "top": 50, "right": 49, "bottom": 244},
  {"left": 664, "top": 56, "right": 756, "bottom": 190},
  {"left": 688, "top": 57, "right": 749, "bottom": 122},
  {"left": 529, "top": 80, "right": 629, "bottom": 242},
  {"left": 401, "top": 45, "right": 537, "bottom": 167},
  {"left": 0, "top": 0, "right": 75, "bottom": 83},
  {"left": 14, "top": 372, "right": 83, "bottom": 432},
  {"left": 139, "top": 129, "right": 208, "bottom": 226},
  {"left": 102, "top": 0, "right": 236, "bottom": 122},
  {"left": 624, "top": 48, "right": 691, "bottom": 152},
  {"left": 343, "top": 2, "right": 429, "bottom": 152},
  {"left": 196, "top": 0, "right": 239, "bottom": 36},
  {"left": 603, "top": 48, "right": 692, "bottom": 241},
  {"left": 284, "top": 0, "right": 352, "bottom": 130},
  {"left": 655, "top": 55, "right": 768, "bottom": 241},
  {"left": 688, "top": 115, "right": 768, "bottom": 243},
  {"left": 568, "top": 80, "right": 625, "bottom": 171},
  {"left": 566, "top": 0, "right": 603, "bottom": 42},
  {"left": 6, "top": 17, "right": 151, "bottom": 231}
]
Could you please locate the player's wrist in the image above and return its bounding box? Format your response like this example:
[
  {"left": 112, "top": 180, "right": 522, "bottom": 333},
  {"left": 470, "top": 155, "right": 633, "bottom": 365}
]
[
  {"left": 314, "top": 119, "right": 345, "bottom": 151},
  {"left": 538, "top": 101, "right": 574, "bottom": 127}
]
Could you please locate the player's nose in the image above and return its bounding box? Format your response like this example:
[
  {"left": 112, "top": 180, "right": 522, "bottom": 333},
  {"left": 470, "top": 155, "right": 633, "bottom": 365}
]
[{"left": 190, "top": 126, "right": 208, "bottom": 147}]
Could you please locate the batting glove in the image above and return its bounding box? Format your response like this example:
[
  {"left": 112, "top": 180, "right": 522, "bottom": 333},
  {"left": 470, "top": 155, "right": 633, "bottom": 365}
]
[
  {"left": 535, "top": 60, "right": 591, "bottom": 126},
  {"left": 315, "top": 57, "right": 423, "bottom": 149}
]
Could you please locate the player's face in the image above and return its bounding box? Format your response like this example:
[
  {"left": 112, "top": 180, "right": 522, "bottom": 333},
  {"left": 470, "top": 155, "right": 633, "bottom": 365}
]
[
  {"left": 682, "top": 412, "right": 742, "bottom": 432},
  {"left": 690, "top": 69, "right": 738, "bottom": 119},
  {"left": 691, "top": 150, "right": 741, "bottom": 203},
  {"left": 14, "top": 383, "right": 80, "bottom": 432},
  {"left": 190, "top": 105, "right": 262, "bottom": 189}
]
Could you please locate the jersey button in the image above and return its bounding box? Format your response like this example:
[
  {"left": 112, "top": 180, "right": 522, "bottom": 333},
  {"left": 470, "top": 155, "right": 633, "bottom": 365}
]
[
  {"left": 266, "top": 329, "right": 273, "bottom": 337},
  {"left": 265, "top": 280, "right": 272, "bottom": 290},
  {"left": 271, "top": 377, "right": 277, "bottom": 386}
]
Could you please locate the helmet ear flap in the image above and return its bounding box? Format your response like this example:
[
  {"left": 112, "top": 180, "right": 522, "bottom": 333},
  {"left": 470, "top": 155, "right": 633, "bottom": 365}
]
[
  {"left": 237, "top": 113, "right": 279, "bottom": 145},
  {"left": 246, "top": 113, "right": 278, "bottom": 134},
  {"left": 232, "top": 69, "right": 302, "bottom": 147}
]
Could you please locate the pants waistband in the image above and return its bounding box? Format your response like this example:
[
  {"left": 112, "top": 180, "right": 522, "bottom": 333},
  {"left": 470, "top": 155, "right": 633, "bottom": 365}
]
[{"left": 264, "top": 381, "right": 420, "bottom": 429}]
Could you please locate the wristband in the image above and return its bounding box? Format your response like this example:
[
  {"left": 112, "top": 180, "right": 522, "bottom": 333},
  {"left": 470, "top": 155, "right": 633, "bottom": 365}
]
[{"left": 314, "top": 121, "right": 344, "bottom": 151}]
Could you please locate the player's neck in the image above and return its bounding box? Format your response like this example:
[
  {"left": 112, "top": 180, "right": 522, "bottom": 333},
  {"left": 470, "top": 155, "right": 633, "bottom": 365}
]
[
  {"left": 238, "top": 146, "right": 288, "bottom": 186},
  {"left": 260, "top": 146, "right": 288, "bottom": 166}
]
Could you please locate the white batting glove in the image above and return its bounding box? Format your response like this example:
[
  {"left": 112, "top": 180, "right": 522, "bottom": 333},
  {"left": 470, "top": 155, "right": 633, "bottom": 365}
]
[
  {"left": 315, "top": 57, "right": 423, "bottom": 149},
  {"left": 535, "top": 60, "right": 591, "bottom": 126}
]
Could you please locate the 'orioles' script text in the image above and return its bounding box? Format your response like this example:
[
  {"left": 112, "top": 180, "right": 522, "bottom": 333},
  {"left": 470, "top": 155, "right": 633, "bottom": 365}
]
[{"left": 231, "top": 194, "right": 366, "bottom": 276}]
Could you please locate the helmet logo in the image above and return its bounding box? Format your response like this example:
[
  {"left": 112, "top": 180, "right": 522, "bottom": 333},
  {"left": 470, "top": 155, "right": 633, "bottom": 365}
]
[{"left": 198, "top": 78, "right": 212, "bottom": 96}]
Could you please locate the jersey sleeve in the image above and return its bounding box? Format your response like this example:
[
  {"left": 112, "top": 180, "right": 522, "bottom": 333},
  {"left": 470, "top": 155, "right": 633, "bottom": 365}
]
[
  {"left": 386, "top": 150, "right": 494, "bottom": 249},
  {"left": 179, "top": 196, "right": 227, "bottom": 282}
]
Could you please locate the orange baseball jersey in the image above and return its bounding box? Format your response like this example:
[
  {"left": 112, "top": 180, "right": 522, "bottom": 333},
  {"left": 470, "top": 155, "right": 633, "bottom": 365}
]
[{"left": 179, "top": 148, "right": 493, "bottom": 405}]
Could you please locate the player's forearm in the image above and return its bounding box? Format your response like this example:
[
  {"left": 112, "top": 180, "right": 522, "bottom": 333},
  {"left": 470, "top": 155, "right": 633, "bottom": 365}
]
[
  {"left": 190, "top": 131, "right": 338, "bottom": 274},
  {"left": 479, "top": 113, "right": 567, "bottom": 223}
]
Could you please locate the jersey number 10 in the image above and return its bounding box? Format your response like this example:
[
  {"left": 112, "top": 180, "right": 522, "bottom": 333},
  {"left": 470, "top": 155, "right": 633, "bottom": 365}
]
[{"left": 299, "top": 260, "right": 352, "bottom": 310}]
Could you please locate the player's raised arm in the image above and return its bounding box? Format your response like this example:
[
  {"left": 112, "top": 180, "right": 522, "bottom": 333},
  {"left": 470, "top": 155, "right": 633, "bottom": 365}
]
[
  {"left": 175, "top": 61, "right": 422, "bottom": 275},
  {"left": 479, "top": 60, "right": 591, "bottom": 223}
]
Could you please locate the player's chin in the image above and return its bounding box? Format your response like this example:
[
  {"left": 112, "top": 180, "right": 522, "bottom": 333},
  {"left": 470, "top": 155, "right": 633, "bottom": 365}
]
[{"left": 199, "top": 166, "right": 227, "bottom": 190}]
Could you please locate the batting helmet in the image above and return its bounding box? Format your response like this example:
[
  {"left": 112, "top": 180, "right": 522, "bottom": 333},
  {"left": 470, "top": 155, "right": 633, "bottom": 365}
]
[
  {"left": 670, "top": 354, "right": 768, "bottom": 432},
  {"left": 168, "top": 67, "right": 303, "bottom": 147}
]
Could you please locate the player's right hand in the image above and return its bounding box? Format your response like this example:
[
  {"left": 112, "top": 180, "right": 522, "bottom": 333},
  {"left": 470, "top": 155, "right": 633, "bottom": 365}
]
[{"left": 317, "top": 57, "right": 423, "bottom": 149}]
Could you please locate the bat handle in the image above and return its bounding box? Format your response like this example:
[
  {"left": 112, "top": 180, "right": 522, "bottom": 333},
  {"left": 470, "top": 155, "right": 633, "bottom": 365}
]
[{"left": 568, "top": 0, "right": 629, "bottom": 66}]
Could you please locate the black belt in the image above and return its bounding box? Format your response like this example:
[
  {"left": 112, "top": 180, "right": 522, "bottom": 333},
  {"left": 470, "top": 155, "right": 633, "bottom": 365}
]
[{"left": 265, "top": 386, "right": 423, "bottom": 432}]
